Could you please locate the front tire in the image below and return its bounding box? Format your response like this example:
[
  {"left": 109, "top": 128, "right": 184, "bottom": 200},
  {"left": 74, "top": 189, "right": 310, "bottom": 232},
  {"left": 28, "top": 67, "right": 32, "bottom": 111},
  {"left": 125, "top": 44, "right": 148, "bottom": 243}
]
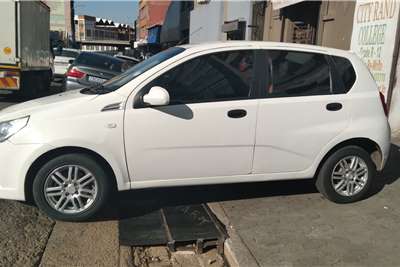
[
  {"left": 33, "top": 153, "right": 112, "bottom": 221},
  {"left": 316, "top": 146, "right": 376, "bottom": 203}
]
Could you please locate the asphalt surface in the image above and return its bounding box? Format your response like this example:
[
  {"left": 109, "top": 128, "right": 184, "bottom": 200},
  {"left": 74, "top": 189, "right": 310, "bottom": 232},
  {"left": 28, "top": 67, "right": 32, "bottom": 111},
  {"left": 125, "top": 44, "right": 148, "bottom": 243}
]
[
  {"left": 214, "top": 143, "right": 400, "bottom": 267},
  {"left": 0, "top": 87, "right": 58, "bottom": 267}
]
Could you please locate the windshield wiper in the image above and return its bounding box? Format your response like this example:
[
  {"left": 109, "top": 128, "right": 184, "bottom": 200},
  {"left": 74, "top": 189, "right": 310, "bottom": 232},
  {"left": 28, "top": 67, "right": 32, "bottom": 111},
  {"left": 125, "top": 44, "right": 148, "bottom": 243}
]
[{"left": 80, "top": 84, "right": 111, "bottom": 95}]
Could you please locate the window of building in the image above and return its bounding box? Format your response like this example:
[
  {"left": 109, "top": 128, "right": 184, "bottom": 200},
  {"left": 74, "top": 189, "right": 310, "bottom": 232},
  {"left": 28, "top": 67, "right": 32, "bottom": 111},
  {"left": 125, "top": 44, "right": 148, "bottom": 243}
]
[
  {"left": 146, "top": 50, "right": 255, "bottom": 105},
  {"left": 268, "top": 50, "right": 331, "bottom": 97}
]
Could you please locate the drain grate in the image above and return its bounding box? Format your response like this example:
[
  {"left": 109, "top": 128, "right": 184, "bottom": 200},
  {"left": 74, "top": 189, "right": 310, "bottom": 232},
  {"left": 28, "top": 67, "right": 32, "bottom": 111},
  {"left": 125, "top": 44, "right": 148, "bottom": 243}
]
[{"left": 119, "top": 204, "right": 226, "bottom": 253}]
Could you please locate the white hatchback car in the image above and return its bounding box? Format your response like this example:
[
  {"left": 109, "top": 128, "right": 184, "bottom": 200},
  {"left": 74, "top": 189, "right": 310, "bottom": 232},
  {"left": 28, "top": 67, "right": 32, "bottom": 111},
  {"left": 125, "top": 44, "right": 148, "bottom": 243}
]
[{"left": 0, "top": 42, "right": 391, "bottom": 221}]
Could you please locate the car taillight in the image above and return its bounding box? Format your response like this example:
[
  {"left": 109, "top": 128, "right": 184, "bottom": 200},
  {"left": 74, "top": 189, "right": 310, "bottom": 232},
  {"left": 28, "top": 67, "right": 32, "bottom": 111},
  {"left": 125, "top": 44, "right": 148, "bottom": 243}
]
[
  {"left": 67, "top": 67, "right": 86, "bottom": 79},
  {"left": 379, "top": 92, "right": 388, "bottom": 117}
]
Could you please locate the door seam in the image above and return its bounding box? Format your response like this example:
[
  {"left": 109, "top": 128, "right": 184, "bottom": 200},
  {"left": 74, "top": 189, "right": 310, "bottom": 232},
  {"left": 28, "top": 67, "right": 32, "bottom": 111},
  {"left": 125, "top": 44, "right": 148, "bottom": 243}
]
[{"left": 249, "top": 100, "right": 260, "bottom": 174}]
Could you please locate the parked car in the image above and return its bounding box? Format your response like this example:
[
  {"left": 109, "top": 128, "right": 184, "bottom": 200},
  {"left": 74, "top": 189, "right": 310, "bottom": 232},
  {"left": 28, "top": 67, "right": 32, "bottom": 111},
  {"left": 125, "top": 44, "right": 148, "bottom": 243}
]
[
  {"left": 0, "top": 42, "right": 391, "bottom": 221},
  {"left": 65, "top": 52, "right": 127, "bottom": 90},
  {"left": 53, "top": 48, "right": 80, "bottom": 81}
]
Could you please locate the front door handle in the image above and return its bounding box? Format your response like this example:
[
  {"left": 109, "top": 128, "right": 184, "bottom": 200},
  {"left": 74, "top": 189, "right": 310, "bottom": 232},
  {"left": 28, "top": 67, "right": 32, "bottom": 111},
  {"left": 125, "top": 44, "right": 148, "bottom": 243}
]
[
  {"left": 326, "top": 102, "right": 343, "bottom": 111},
  {"left": 227, "top": 109, "right": 247, "bottom": 118}
]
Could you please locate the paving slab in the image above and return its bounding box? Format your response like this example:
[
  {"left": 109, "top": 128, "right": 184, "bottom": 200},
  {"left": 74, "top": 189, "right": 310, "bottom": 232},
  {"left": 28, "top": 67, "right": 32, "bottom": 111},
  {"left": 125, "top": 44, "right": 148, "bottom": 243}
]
[
  {"left": 0, "top": 200, "right": 54, "bottom": 266},
  {"left": 213, "top": 144, "right": 400, "bottom": 267},
  {"left": 40, "top": 221, "right": 119, "bottom": 267}
]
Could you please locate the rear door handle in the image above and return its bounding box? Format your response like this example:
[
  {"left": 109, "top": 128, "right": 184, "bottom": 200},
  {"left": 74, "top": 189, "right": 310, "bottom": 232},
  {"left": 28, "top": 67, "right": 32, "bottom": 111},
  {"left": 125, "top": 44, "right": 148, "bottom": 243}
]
[
  {"left": 326, "top": 102, "right": 342, "bottom": 111},
  {"left": 227, "top": 109, "right": 247, "bottom": 118}
]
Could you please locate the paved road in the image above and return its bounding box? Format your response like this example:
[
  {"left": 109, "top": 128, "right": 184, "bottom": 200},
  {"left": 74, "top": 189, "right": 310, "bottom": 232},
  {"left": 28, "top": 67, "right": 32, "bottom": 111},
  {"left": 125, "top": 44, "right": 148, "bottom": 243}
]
[
  {"left": 0, "top": 99, "right": 53, "bottom": 266},
  {"left": 214, "top": 144, "right": 400, "bottom": 267}
]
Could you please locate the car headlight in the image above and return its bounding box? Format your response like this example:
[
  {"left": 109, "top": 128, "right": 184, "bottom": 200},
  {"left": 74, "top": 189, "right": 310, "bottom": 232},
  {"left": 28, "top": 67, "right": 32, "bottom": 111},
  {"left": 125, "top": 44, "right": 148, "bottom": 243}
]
[{"left": 0, "top": 116, "right": 30, "bottom": 142}]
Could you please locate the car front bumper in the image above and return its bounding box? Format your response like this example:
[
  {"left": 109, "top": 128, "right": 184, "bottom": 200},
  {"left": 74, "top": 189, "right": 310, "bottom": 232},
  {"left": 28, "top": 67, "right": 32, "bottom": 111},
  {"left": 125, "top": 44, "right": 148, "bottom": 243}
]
[{"left": 0, "top": 140, "right": 49, "bottom": 201}]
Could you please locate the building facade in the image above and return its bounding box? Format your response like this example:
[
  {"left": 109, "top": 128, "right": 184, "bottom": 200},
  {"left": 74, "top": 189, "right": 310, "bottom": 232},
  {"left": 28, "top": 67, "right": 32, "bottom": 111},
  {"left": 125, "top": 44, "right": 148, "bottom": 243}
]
[
  {"left": 137, "top": 0, "right": 171, "bottom": 41},
  {"left": 189, "top": 0, "right": 253, "bottom": 43},
  {"left": 263, "top": 1, "right": 355, "bottom": 49},
  {"left": 74, "top": 15, "right": 133, "bottom": 52},
  {"left": 44, "top": 0, "right": 75, "bottom": 46}
]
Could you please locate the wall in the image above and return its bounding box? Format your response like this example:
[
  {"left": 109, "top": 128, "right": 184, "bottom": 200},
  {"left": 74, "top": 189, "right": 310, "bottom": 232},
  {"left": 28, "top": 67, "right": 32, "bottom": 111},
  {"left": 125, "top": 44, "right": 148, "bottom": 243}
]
[
  {"left": 316, "top": 1, "right": 355, "bottom": 49},
  {"left": 263, "top": 3, "right": 283, "bottom": 42},
  {"left": 189, "top": 1, "right": 254, "bottom": 44},
  {"left": 225, "top": 1, "right": 253, "bottom": 40},
  {"left": 389, "top": 47, "right": 400, "bottom": 134},
  {"left": 189, "top": 1, "right": 225, "bottom": 43},
  {"left": 263, "top": 1, "right": 355, "bottom": 49},
  {"left": 138, "top": 0, "right": 170, "bottom": 40},
  {"left": 44, "top": 0, "right": 73, "bottom": 42}
]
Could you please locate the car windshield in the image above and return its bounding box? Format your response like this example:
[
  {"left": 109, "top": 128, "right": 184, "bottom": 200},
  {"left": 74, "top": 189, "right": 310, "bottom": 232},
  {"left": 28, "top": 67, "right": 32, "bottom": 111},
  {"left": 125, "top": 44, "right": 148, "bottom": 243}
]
[
  {"left": 75, "top": 52, "right": 124, "bottom": 73},
  {"left": 81, "top": 47, "right": 185, "bottom": 94}
]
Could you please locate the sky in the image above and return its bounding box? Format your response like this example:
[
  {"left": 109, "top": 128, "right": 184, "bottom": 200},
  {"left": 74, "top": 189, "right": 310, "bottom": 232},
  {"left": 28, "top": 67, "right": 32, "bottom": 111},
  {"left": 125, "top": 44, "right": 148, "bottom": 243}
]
[{"left": 75, "top": 0, "right": 138, "bottom": 26}]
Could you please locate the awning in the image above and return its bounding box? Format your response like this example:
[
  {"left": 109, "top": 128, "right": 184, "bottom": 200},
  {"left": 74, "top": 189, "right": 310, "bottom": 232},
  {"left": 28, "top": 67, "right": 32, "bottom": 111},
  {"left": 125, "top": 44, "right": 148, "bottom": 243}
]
[
  {"left": 272, "top": 0, "right": 305, "bottom": 10},
  {"left": 222, "top": 20, "right": 240, "bottom": 33}
]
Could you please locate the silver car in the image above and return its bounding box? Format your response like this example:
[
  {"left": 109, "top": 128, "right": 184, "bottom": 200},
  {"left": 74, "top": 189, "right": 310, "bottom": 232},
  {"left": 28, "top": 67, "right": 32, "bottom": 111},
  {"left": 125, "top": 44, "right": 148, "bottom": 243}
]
[{"left": 65, "top": 52, "right": 128, "bottom": 90}]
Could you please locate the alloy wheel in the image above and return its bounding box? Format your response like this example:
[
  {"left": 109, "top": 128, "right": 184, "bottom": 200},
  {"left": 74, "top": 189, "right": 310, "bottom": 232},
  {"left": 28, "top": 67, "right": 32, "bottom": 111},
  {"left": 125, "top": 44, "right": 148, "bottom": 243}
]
[
  {"left": 43, "top": 165, "right": 98, "bottom": 214},
  {"left": 331, "top": 156, "right": 369, "bottom": 197}
]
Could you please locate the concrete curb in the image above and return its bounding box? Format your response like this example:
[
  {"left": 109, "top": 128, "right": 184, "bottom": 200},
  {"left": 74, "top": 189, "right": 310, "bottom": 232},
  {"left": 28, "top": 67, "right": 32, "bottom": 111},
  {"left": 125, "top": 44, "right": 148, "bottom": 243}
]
[{"left": 208, "top": 203, "right": 259, "bottom": 267}]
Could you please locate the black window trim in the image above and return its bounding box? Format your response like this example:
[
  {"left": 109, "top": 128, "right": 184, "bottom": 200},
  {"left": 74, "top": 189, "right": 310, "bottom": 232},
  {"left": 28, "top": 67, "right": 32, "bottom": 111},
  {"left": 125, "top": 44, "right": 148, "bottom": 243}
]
[{"left": 134, "top": 49, "right": 261, "bottom": 109}]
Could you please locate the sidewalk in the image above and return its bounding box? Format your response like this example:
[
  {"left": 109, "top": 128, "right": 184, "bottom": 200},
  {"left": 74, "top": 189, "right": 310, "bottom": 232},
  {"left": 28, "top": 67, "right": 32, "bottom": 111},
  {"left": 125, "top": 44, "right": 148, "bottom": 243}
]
[{"left": 210, "top": 142, "right": 400, "bottom": 267}]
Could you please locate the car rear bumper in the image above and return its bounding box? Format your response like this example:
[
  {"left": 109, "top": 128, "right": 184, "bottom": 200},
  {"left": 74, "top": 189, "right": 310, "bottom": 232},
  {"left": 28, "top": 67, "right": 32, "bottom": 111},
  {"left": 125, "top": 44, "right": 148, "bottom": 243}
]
[
  {"left": 0, "top": 140, "right": 48, "bottom": 201},
  {"left": 66, "top": 78, "right": 85, "bottom": 90}
]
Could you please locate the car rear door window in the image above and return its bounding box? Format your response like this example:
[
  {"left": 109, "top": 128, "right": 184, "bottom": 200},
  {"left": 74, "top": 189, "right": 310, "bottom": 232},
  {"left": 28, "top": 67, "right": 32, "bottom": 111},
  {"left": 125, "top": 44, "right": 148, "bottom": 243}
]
[
  {"left": 268, "top": 50, "right": 332, "bottom": 97},
  {"left": 147, "top": 50, "right": 255, "bottom": 104}
]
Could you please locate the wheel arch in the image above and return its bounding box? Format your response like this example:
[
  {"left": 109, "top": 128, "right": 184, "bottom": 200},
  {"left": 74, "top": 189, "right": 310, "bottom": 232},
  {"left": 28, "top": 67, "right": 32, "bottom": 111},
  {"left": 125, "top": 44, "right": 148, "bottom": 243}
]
[
  {"left": 315, "top": 137, "right": 383, "bottom": 178},
  {"left": 25, "top": 146, "right": 118, "bottom": 203}
]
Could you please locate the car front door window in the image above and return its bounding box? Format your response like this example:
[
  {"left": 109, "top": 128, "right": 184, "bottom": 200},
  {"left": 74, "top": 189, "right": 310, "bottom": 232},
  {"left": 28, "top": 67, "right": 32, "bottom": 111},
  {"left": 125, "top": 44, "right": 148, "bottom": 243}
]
[{"left": 145, "top": 50, "right": 255, "bottom": 105}]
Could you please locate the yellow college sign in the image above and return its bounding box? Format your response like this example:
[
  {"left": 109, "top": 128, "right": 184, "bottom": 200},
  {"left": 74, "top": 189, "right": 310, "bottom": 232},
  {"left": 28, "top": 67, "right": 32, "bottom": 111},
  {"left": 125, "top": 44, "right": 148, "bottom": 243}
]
[{"left": 351, "top": 0, "right": 400, "bottom": 99}]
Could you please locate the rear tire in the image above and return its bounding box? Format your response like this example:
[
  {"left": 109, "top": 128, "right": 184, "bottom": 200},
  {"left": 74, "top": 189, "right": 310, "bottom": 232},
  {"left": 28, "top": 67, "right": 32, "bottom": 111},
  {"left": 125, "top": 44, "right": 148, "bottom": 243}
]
[
  {"left": 316, "top": 146, "right": 376, "bottom": 203},
  {"left": 33, "top": 153, "right": 113, "bottom": 221}
]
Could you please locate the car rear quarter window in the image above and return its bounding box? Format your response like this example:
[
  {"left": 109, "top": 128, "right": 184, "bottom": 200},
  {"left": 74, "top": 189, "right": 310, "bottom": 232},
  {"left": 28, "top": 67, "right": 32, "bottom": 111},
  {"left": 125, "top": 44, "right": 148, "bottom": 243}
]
[
  {"left": 268, "top": 50, "right": 331, "bottom": 98},
  {"left": 331, "top": 56, "right": 356, "bottom": 94}
]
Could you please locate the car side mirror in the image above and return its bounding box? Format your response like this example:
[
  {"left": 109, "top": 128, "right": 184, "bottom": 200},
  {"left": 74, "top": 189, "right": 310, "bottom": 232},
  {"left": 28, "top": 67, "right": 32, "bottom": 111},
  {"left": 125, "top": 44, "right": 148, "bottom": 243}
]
[
  {"left": 143, "top": 86, "right": 170, "bottom": 106},
  {"left": 68, "top": 59, "right": 74, "bottom": 64}
]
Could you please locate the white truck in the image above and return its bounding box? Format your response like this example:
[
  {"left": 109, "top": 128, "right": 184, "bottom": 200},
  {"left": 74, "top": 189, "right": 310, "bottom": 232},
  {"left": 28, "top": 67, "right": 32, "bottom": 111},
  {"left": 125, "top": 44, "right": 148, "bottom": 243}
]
[{"left": 0, "top": 0, "right": 52, "bottom": 98}]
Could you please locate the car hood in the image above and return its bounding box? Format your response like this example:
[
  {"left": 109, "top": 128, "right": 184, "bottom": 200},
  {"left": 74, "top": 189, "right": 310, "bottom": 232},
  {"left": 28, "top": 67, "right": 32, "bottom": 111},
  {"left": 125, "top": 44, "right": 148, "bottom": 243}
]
[{"left": 0, "top": 90, "right": 97, "bottom": 121}]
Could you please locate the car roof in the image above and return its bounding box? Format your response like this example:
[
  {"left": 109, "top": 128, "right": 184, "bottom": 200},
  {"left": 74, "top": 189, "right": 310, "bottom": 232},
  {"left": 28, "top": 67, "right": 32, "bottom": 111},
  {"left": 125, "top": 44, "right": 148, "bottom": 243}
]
[{"left": 179, "top": 41, "right": 353, "bottom": 58}]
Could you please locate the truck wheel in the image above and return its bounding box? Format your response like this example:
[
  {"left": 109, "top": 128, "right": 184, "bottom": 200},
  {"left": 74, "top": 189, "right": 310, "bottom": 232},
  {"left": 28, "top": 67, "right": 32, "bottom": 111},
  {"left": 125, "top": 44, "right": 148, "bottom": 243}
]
[
  {"left": 44, "top": 70, "right": 52, "bottom": 93},
  {"left": 316, "top": 146, "right": 375, "bottom": 203},
  {"left": 18, "top": 72, "right": 38, "bottom": 99},
  {"left": 32, "top": 153, "right": 114, "bottom": 221}
]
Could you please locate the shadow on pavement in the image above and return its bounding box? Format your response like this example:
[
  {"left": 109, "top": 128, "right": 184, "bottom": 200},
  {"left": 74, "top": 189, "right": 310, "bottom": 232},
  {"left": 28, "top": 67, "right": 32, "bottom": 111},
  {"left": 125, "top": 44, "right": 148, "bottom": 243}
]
[
  {"left": 95, "top": 143, "right": 400, "bottom": 222},
  {"left": 0, "top": 82, "right": 65, "bottom": 104},
  {"left": 371, "top": 143, "right": 400, "bottom": 193}
]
